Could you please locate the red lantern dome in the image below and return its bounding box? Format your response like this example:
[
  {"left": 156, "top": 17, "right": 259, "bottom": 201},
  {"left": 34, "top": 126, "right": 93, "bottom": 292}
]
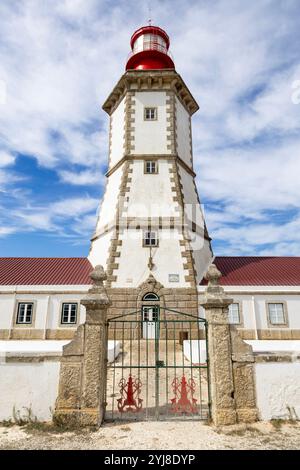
[{"left": 126, "top": 25, "right": 175, "bottom": 71}]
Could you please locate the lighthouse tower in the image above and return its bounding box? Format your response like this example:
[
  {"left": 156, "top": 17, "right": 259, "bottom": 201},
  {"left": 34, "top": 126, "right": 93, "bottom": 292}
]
[{"left": 89, "top": 25, "right": 213, "bottom": 317}]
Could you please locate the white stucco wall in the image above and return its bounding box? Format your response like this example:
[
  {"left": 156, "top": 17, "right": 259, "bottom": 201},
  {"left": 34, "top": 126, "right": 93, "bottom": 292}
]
[
  {"left": 177, "top": 166, "right": 212, "bottom": 282},
  {"left": 0, "top": 360, "right": 60, "bottom": 421},
  {"left": 110, "top": 97, "right": 125, "bottom": 168},
  {"left": 133, "top": 91, "right": 170, "bottom": 155},
  {"left": 178, "top": 166, "right": 204, "bottom": 219},
  {"left": 0, "top": 340, "right": 120, "bottom": 421},
  {"left": 190, "top": 236, "right": 213, "bottom": 284},
  {"left": 113, "top": 228, "right": 189, "bottom": 288},
  {"left": 253, "top": 294, "right": 300, "bottom": 330},
  {"left": 46, "top": 295, "right": 86, "bottom": 330},
  {"left": 126, "top": 160, "right": 178, "bottom": 217},
  {"left": 88, "top": 230, "right": 113, "bottom": 271},
  {"left": 0, "top": 286, "right": 89, "bottom": 336},
  {"left": 255, "top": 362, "right": 300, "bottom": 420},
  {"left": 198, "top": 287, "right": 300, "bottom": 332},
  {"left": 175, "top": 96, "right": 192, "bottom": 166},
  {"left": 0, "top": 294, "right": 16, "bottom": 329},
  {"left": 94, "top": 166, "right": 123, "bottom": 231}
]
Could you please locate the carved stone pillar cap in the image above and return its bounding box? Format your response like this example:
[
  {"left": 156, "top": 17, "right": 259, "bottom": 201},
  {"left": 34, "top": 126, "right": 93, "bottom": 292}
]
[
  {"left": 200, "top": 263, "right": 233, "bottom": 308},
  {"left": 91, "top": 265, "right": 107, "bottom": 285},
  {"left": 205, "top": 264, "right": 222, "bottom": 286},
  {"left": 81, "top": 264, "right": 111, "bottom": 307}
]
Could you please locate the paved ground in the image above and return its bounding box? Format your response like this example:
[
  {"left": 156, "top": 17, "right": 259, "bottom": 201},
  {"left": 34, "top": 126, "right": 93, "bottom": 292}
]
[{"left": 0, "top": 421, "right": 299, "bottom": 450}]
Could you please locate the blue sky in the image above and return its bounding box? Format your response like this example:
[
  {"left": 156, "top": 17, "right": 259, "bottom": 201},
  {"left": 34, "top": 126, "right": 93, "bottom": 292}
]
[{"left": 0, "top": 0, "right": 300, "bottom": 257}]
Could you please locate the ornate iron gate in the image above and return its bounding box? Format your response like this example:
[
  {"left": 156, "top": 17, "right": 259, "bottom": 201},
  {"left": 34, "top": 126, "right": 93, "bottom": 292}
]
[{"left": 105, "top": 307, "right": 210, "bottom": 421}]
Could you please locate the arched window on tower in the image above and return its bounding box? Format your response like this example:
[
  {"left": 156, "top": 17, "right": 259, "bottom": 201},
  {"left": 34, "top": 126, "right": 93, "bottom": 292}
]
[{"left": 142, "top": 292, "right": 159, "bottom": 301}]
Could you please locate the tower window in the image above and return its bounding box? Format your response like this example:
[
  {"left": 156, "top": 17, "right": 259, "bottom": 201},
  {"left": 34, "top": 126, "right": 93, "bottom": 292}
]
[
  {"left": 228, "top": 303, "right": 240, "bottom": 325},
  {"left": 61, "top": 303, "right": 78, "bottom": 325},
  {"left": 16, "top": 303, "right": 33, "bottom": 324},
  {"left": 143, "top": 230, "right": 158, "bottom": 247},
  {"left": 145, "top": 161, "right": 158, "bottom": 174},
  {"left": 144, "top": 107, "right": 157, "bottom": 120}
]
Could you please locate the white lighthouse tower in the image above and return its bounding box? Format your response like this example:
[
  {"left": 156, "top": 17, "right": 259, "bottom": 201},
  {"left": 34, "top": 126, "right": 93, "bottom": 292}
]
[{"left": 89, "top": 25, "right": 213, "bottom": 317}]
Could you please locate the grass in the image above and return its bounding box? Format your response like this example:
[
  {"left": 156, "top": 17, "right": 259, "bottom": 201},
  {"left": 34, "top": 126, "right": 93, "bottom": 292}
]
[
  {"left": 271, "top": 418, "right": 299, "bottom": 430},
  {"left": 23, "top": 421, "right": 94, "bottom": 435},
  {"left": 120, "top": 425, "right": 131, "bottom": 432},
  {"left": 0, "top": 406, "right": 94, "bottom": 434},
  {"left": 216, "top": 424, "right": 266, "bottom": 437},
  {"left": 0, "top": 419, "right": 15, "bottom": 428}
]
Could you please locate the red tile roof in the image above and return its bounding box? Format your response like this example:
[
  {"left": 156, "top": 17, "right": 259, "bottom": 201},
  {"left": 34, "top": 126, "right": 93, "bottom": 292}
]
[
  {"left": 0, "top": 256, "right": 299, "bottom": 287},
  {"left": 0, "top": 258, "right": 93, "bottom": 286},
  {"left": 201, "top": 257, "right": 300, "bottom": 286}
]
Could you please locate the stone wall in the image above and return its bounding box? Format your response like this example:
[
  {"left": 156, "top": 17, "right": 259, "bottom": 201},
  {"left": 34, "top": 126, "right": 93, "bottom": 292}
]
[{"left": 106, "top": 275, "right": 200, "bottom": 340}]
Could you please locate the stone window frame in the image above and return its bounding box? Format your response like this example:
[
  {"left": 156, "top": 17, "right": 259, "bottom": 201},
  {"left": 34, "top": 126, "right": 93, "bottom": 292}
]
[
  {"left": 58, "top": 301, "right": 80, "bottom": 328},
  {"left": 144, "top": 160, "right": 158, "bottom": 174},
  {"left": 228, "top": 301, "right": 244, "bottom": 327},
  {"left": 144, "top": 107, "right": 158, "bottom": 121},
  {"left": 142, "top": 230, "right": 159, "bottom": 247},
  {"left": 13, "top": 300, "right": 37, "bottom": 328},
  {"left": 266, "top": 300, "right": 289, "bottom": 328}
]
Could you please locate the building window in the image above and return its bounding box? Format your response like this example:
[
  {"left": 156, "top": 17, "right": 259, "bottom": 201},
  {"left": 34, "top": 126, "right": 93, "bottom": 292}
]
[
  {"left": 144, "top": 107, "right": 157, "bottom": 120},
  {"left": 145, "top": 161, "right": 158, "bottom": 174},
  {"left": 228, "top": 303, "right": 240, "bottom": 325},
  {"left": 143, "top": 230, "right": 158, "bottom": 247},
  {"left": 268, "top": 303, "right": 285, "bottom": 325},
  {"left": 61, "top": 303, "right": 78, "bottom": 325},
  {"left": 143, "top": 293, "right": 159, "bottom": 301},
  {"left": 16, "top": 303, "right": 33, "bottom": 324}
]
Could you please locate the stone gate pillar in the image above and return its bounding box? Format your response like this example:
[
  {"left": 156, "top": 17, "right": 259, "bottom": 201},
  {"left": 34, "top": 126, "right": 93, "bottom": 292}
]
[
  {"left": 53, "top": 265, "right": 111, "bottom": 428},
  {"left": 200, "top": 264, "right": 237, "bottom": 426},
  {"left": 200, "top": 264, "right": 258, "bottom": 426}
]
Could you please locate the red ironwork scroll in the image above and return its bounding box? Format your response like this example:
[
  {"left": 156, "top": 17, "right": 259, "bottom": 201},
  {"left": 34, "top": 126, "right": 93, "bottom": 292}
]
[
  {"left": 117, "top": 374, "right": 143, "bottom": 413},
  {"left": 170, "top": 376, "right": 198, "bottom": 414}
]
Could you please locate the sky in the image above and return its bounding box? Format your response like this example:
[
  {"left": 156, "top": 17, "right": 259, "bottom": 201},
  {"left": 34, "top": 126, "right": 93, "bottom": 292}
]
[{"left": 0, "top": 0, "right": 300, "bottom": 257}]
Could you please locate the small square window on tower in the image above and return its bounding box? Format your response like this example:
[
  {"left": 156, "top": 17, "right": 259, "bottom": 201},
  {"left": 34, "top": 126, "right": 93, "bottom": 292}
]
[
  {"left": 144, "top": 107, "right": 157, "bottom": 120},
  {"left": 145, "top": 161, "right": 158, "bottom": 174},
  {"left": 143, "top": 230, "right": 158, "bottom": 247}
]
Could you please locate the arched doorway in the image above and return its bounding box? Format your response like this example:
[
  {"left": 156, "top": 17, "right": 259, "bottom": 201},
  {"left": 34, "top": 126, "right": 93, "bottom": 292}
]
[{"left": 142, "top": 292, "right": 159, "bottom": 339}]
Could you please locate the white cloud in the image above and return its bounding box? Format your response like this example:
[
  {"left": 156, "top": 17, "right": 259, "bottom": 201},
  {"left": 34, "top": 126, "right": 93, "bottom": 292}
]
[
  {"left": 210, "top": 212, "right": 300, "bottom": 255},
  {"left": 0, "top": 226, "right": 16, "bottom": 237},
  {"left": 0, "top": 151, "right": 15, "bottom": 167},
  {"left": 8, "top": 196, "right": 99, "bottom": 237},
  {"left": 50, "top": 197, "right": 99, "bottom": 217},
  {"left": 59, "top": 169, "right": 105, "bottom": 186},
  {"left": 197, "top": 140, "right": 300, "bottom": 212}
]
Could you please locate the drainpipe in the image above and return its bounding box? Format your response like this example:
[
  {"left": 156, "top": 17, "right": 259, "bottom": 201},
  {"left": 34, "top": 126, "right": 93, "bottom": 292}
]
[
  {"left": 8, "top": 288, "right": 17, "bottom": 340},
  {"left": 251, "top": 296, "right": 258, "bottom": 340},
  {"left": 43, "top": 295, "right": 50, "bottom": 340}
]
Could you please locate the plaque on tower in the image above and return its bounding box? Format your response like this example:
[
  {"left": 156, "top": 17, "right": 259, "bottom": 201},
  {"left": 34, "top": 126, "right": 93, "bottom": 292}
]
[{"left": 169, "top": 274, "right": 179, "bottom": 283}]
